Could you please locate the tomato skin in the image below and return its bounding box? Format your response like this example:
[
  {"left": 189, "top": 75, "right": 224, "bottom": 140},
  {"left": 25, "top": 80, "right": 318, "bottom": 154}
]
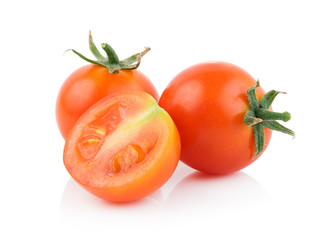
[
  {"left": 159, "top": 62, "right": 272, "bottom": 174},
  {"left": 63, "top": 92, "right": 180, "bottom": 202},
  {"left": 56, "top": 64, "right": 159, "bottom": 139}
]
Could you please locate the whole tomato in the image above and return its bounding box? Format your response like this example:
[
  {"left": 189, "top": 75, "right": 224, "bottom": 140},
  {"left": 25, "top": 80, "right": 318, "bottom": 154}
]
[
  {"left": 159, "top": 62, "right": 294, "bottom": 174},
  {"left": 56, "top": 32, "right": 158, "bottom": 139}
]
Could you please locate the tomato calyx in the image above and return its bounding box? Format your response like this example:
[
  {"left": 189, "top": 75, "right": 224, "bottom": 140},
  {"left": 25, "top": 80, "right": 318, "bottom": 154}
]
[
  {"left": 66, "top": 31, "right": 150, "bottom": 73},
  {"left": 244, "top": 81, "right": 295, "bottom": 158}
]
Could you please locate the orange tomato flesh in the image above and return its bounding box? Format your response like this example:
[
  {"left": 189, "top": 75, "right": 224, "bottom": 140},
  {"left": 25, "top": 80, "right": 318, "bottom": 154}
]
[{"left": 63, "top": 92, "right": 180, "bottom": 202}]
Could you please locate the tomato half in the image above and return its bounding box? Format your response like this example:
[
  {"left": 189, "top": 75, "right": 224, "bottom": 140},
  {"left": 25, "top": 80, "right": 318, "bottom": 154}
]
[
  {"left": 159, "top": 62, "right": 272, "bottom": 175},
  {"left": 63, "top": 92, "right": 180, "bottom": 202},
  {"left": 56, "top": 64, "right": 159, "bottom": 139}
]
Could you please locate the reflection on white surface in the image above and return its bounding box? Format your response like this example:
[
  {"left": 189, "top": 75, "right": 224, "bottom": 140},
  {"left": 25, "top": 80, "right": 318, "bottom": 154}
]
[
  {"left": 60, "top": 162, "right": 195, "bottom": 213},
  {"left": 60, "top": 162, "right": 270, "bottom": 232},
  {"left": 166, "top": 170, "right": 270, "bottom": 213},
  {"left": 60, "top": 177, "right": 163, "bottom": 209}
]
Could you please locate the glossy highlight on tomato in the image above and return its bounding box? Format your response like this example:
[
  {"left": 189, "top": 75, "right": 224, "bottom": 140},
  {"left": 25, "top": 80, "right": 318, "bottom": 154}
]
[
  {"left": 56, "top": 64, "right": 158, "bottom": 139},
  {"left": 159, "top": 62, "right": 272, "bottom": 174},
  {"left": 63, "top": 92, "right": 180, "bottom": 202}
]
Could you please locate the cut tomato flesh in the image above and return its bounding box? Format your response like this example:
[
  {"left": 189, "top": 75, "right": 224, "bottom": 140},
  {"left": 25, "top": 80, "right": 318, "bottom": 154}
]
[
  {"left": 76, "top": 102, "right": 127, "bottom": 161},
  {"left": 83, "top": 119, "right": 159, "bottom": 181},
  {"left": 63, "top": 92, "right": 181, "bottom": 202}
]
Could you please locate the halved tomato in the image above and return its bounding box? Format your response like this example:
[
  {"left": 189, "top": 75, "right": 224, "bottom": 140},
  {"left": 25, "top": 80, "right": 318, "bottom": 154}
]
[{"left": 63, "top": 92, "right": 180, "bottom": 202}]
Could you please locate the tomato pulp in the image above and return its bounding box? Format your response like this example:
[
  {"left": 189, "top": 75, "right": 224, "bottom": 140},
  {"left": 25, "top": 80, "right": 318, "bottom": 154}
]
[
  {"left": 159, "top": 62, "right": 272, "bottom": 174},
  {"left": 63, "top": 92, "right": 180, "bottom": 202},
  {"left": 56, "top": 64, "right": 159, "bottom": 139}
]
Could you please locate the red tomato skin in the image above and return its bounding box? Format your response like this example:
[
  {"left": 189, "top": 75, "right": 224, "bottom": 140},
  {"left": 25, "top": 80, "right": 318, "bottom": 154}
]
[
  {"left": 159, "top": 62, "right": 272, "bottom": 174},
  {"left": 56, "top": 64, "right": 159, "bottom": 139}
]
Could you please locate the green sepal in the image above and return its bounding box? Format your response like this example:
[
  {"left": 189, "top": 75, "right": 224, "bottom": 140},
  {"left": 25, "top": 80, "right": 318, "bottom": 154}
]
[
  {"left": 89, "top": 31, "right": 105, "bottom": 61},
  {"left": 259, "top": 90, "right": 286, "bottom": 109},
  {"left": 253, "top": 122, "right": 265, "bottom": 158},
  {"left": 101, "top": 43, "right": 120, "bottom": 65},
  {"left": 246, "top": 80, "right": 260, "bottom": 111},
  {"left": 262, "top": 121, "right": 295, "bottom": 138},
  {"left": 256, "top": 109, "right": 291, "bottom": 122},
  {"left": 244, "top": 109, "right": 265, "bottom": 158},
  {"left": 244, "top": 81, "right": 295, "bottom": 158},
  {"left": 66, "top": 31, "right": 150, "bottom": 74},
  {"left": 119, "top": 47, "right": 151, "bottom": 70},
  {"left": 67, "top": 49, "right": 107, "bottom": 67}
]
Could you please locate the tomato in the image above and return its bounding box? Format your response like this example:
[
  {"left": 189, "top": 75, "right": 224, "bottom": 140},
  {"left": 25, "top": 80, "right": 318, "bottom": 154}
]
[
  {"left": 159, "top": 62, "right": 272, "bottom": 174},
  {"left": 56, "top": 65, "right": 158, "bottom": 139},
  {"left": 56, "top": 32, "right": 158, "bottom": 139},
  {"left": 63, "top": 92, "right": 180, "bottom": 202}
]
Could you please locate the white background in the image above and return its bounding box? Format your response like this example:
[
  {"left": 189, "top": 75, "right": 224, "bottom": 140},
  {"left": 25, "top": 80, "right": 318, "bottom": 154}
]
[{"left": 1, "top": 0, "right": 321, "bottom": 239}]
